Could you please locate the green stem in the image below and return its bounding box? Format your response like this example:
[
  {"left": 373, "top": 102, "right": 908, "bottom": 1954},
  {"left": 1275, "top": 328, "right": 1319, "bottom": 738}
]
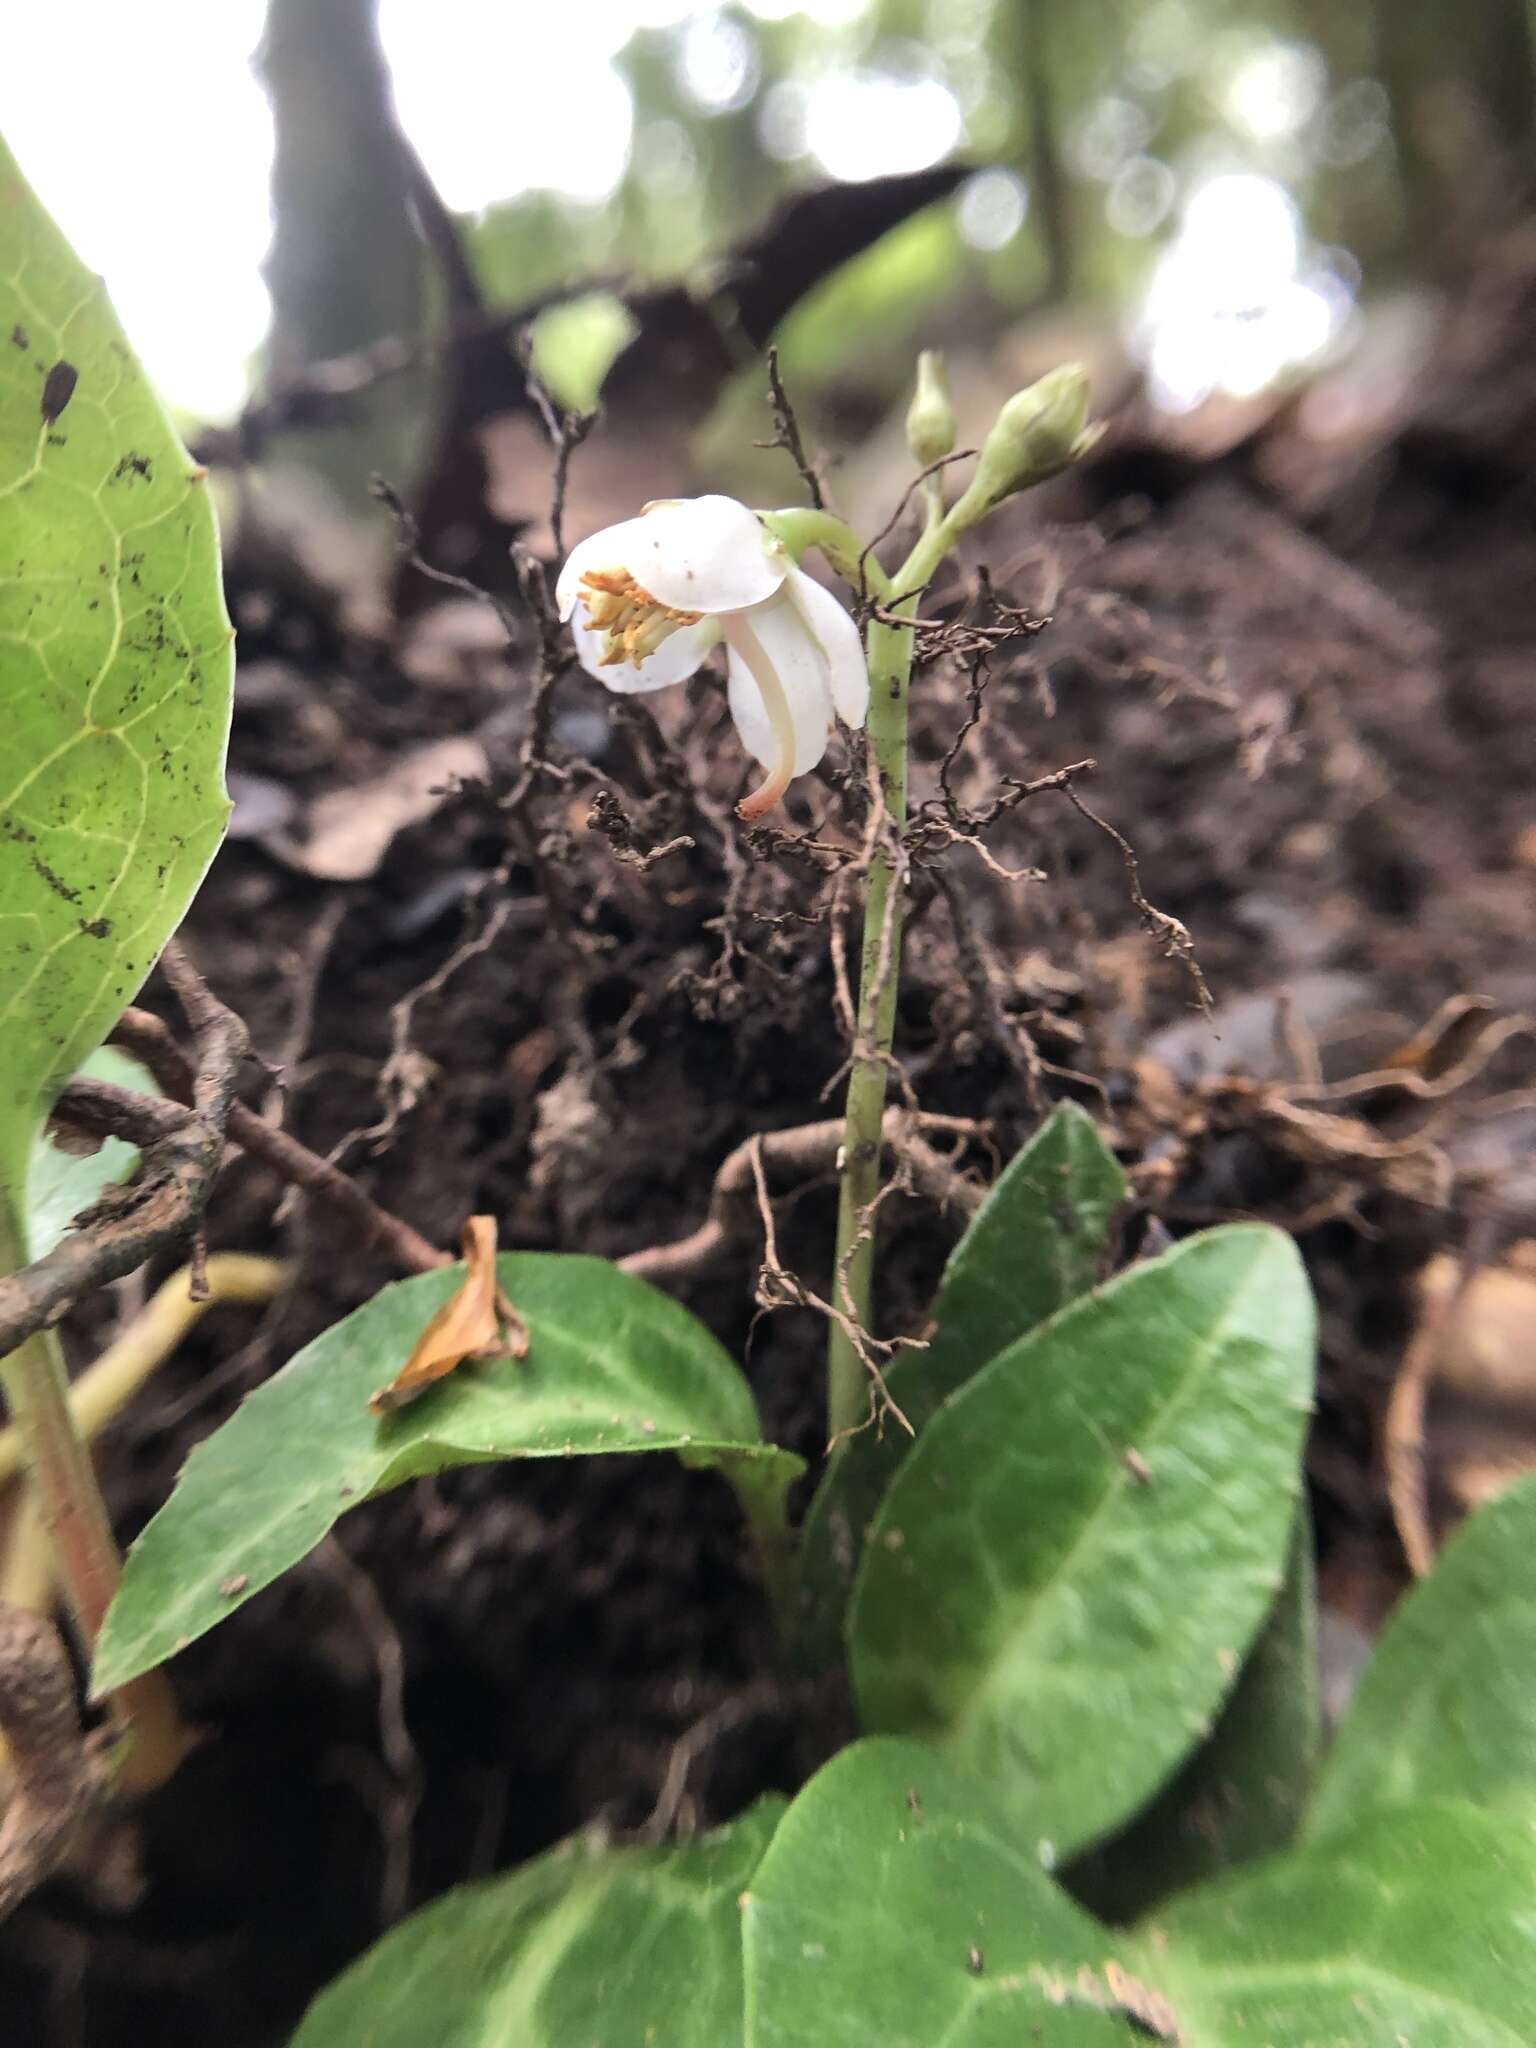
[
  {"left": 758, "top": 508, "right": 892, "bottom": 599},
  {"left": 825, "top": 519, "right": 952, "bottom": 1440}
]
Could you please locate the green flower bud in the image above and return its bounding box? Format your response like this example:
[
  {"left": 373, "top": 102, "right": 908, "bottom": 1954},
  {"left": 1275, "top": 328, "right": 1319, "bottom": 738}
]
[
  {"left": 905, "top": 348, "right": 956, "bottom": 467},
  {"left": 948, "top": 364, "right": 1099, "bottom": 533}
]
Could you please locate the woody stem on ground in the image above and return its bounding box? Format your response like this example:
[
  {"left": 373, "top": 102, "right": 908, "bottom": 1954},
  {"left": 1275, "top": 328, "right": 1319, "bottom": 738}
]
[
  {"left": 825, "top": 509, "right": 956, "bottom": 1441},
  {"left": 0, "top": 1210, "right": 189, "bottom": 1794}
]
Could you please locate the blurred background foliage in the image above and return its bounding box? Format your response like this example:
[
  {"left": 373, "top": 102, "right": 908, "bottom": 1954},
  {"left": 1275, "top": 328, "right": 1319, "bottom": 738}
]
[
  {"left": 8, "top": 0, "right": 1532, "bottom": 491},
  {"left": 399, "top": 0, "right": 1535, "bottom": 412},
  {"left": 468, "top": 0, "right": 1525, "bottom": 365}
]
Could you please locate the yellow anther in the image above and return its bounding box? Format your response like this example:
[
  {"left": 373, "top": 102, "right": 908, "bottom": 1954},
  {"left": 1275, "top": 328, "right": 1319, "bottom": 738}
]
[{"left": 576, "top": 567, "right": 703, "bottom": 669}]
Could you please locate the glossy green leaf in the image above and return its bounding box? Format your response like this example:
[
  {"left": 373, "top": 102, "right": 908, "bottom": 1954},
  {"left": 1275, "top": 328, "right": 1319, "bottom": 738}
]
[
  {"left": 25, "top": 1046, "right": 157, "bottom": 1259},
  {"left": 0, "top": 135, "right": 232, "bottom": 1244},
  {"left": 94, "top": 1254, "right": 802, "bottom": 1693},
  {"left": 1141, "top": 1800, "right": 1536, "bottom": 2046},
  {"left": 294, "top": 1798, "right": 786, "bottom": 2048},
  {"left": 850, "top": 1226, "right": 1316, "bottom": 1859},
  {"left": 742, "top": 1738, "right": 1160, "bottom": 2045},
  {"left": 1070, "top": 1501, "right": 1320, "bottom": 1921},
  {"left": 1307, "top": 1474, "right": 1536, "bottom": 1839},
  {"left": 795, "top": 1105, "right": 1125, "bottom": 1671}
]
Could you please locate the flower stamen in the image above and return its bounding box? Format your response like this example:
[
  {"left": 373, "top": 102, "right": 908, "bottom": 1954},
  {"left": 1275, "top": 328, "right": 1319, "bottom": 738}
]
[{"left": 577, "top": 568, "right": 703, "bottom": 669}]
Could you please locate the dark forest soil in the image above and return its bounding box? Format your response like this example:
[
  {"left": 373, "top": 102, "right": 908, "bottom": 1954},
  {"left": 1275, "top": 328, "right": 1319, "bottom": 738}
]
[{"left": 4, "top": 272, "right": 1535, "bottom": 2046}]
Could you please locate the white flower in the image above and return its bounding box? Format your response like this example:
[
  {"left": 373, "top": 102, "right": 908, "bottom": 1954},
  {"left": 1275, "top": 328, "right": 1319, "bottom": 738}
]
[{"left": 556, "top": 494, "right": 868, "bottom": 820}]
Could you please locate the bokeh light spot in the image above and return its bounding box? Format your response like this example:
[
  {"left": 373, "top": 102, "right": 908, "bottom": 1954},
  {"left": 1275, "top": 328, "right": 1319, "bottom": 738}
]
[{"left": 957, "top": 168, "right": 1029, "bottom": 251}]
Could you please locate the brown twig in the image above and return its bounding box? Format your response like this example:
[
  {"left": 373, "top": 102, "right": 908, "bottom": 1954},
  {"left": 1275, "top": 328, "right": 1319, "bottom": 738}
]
[
  {"left": 58, "top": 1058, "right": 447, "bottom": 1282},
  {"left": 517, "top": 330, "right": 596, "bottom": 560},
  {"left": 857, "top": 450, "right": 977, "bottom": 593},
  {"left": 0, "top": 1603, "right": 105, "bottom": 1921},
  {"left": 0, "top": 964, "right": 247, "bottom": 1359},
  {"left": 505, "top": 539, "right": 576, "bottom": 810},
  {"left": 586, "top": 789, "right": 696, "bottom": 872},
  {"left": 961, "top": 755, "right": 1097, "bottom": 834},
  {"left": 370, "top": 475, "right": 522, "bottom": 644},
  {"left": 1062, "top": 786, "right": 1212, "bottom": 1012},
  {"left": 746, "top": 1134, "right": 917, "bottom": 1436},
  {"left": 936, "top": 651, "right": 996, "bottom": 820},
  {"left": 347, "top": 487, "right": 576, "bottom": 1161},
  {"left": 755, "top": 346, "right": 826, "bottom": 510},
  {"left": 617, "top": 1110, "right": 984, "bottom": 1286},
  {"left": 9, "top": 956, "right": 447, "bottom": 1365}
]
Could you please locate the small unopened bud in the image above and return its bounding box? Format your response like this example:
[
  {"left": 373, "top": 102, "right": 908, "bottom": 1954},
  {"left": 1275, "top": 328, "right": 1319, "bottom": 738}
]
[
  {"left": 948, "top": 364, "right": 1098, "bottom": 532},
  {"left": 906, "top": 349, "right": 956, "bottom": 467}
]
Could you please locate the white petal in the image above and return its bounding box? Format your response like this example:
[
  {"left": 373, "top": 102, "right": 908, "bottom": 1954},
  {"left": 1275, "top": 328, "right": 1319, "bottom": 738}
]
[
  {"left": 785, "top": 565, "right": 868, "bottom": 731},
  {"left": 723, "top": 588, "right": 834, "bottom": 776},
  {"left": 555, "top": 516, "right": 651, "bottom": 621},
  {"left": 627, "top": 494, "right": 788, "bottom": 614},
  {"left": 570, "top": 615, "right": 720, "bottom": 693}
]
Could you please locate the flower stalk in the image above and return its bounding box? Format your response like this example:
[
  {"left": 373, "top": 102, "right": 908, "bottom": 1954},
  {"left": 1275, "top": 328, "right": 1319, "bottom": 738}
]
[
  {"left": 825, "top": 514, "right": 954, "bottom": 1440},
  {"left": 824, "top": 359, "right": 1098, "bottom": 1441}
]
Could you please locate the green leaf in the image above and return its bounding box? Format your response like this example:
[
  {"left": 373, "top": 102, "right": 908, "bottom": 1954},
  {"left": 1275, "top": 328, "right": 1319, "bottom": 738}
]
[
  {"left": 1069, "top": 1501, "right": 1320, "bottom": 1921},
  {"left": 849, "top": 1226, "right": 1316, "bottom": 1860},
  {"left": 795, "top": 1105, "right": 1124, "bottom": 1671},
  {"left": 294, "top": 1798, "right": 786, "bottom": 2048},
  {"left": 903, "top": 1104, "right": 1126, "bottom": 1378},
  {"left": 0, "top": 135, "right": 232, "bottom": 1241},
  {"left": 25, "top": 1045, "right": 158, "bottom": 1259},
  {"left": 742, "top": 1738, "right": 1161, "bottom": 2045},
  {"left": 1307, "top": 1474, "right": 1536, "bottom": 1839},
  {"left": 1141, "top": 1800, "right": 1536, "bottom": 2046},
  {"left": 93, "top": 1254, "right": 802, "bottom": 1692}
]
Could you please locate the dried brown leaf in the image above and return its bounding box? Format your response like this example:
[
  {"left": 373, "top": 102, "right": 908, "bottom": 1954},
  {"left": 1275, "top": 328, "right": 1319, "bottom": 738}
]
[{"left": 368, "top": 1215, "right": 528, "bottom": 1416}]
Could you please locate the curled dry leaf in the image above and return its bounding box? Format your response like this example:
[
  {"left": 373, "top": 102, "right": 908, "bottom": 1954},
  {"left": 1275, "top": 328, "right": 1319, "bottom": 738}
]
[
  {"left": 1386, "top": 1244, "right": 1536, "bottom": 1573},
  {"left": 369, "top": 1216, "right": 528, "bottom": 1416}
]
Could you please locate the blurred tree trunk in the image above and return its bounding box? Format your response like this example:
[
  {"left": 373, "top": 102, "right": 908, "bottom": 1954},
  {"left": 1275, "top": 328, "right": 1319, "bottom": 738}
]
[
  {"left": 257, "top": 0, "right": 427, "bottom": 509},
  {"left": 259, "top": 0, "right": 422, "bottom": 369},
  {"left": 989, "top": 0, "right": 1073, "bottom": 303}
]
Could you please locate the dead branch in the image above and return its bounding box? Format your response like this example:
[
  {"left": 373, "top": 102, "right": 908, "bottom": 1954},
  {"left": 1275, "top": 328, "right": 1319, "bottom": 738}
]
[
  {"left": 370, "top": 474, "right": 523, "bottom": 645},
  {"left": 1, "top": 942, "right": 451, "bottom": 1360},
  {"left": 0, "top": 950, "right": 247, "bottom": 1358},
  {"left": 0, "top": 1603, "right": 105, "bottom": 1921},
  {"left": 516, "top": 329, "right": 596, "bottom": 560},
  {"left": 755, "top": 346, "right": 825, "bottom": 510},
  {"left": 62, "top": 1045, "right": 447, "bottom": 1280}
]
